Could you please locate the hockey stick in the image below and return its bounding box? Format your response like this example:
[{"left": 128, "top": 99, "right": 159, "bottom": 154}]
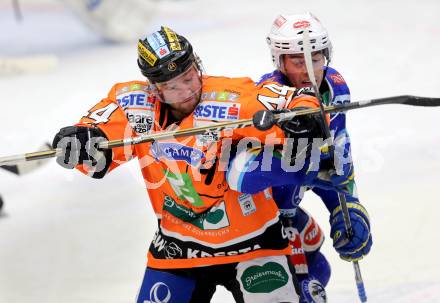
[
  {"left": 302, "top": 30, "right": 367, "bottom": 302},
  {"left": 0, "top": 142, "right": 50, "bottom": 213},
  {"left": 0, "top": 143, "right": 52, "bottom": 175},
  {"left": 0, "top": 95, "right": 439, "bottom": 166}
]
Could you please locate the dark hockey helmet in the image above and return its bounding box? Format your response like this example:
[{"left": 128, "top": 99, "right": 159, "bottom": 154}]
[{"left": 137, "top": 26, "right": 197, "bottom": 83}]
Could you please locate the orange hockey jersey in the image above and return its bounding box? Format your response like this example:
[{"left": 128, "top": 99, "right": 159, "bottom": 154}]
[{"left": 76, "top": 75, "right": 322, "bottom": 269}]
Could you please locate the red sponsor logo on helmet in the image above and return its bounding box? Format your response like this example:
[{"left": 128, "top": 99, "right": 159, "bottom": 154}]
[
  {"left": 293, "top": 20, "right": 311, "bottom": 29},
  {"left": 330, "top": 74, "right": 346, "bottom": 85},
  {"left": 274, "top": 15, "right": 287, "bottom": 28},
  {"left": 159, "top": 47, "right": 168, "bottom": 56}
]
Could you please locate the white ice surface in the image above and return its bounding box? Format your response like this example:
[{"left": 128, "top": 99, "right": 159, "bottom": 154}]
[{"left": 0, "top": 0, "right": 440, "bottom": 302}]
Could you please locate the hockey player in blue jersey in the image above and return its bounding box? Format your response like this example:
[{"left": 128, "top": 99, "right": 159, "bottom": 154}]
[{"left": 227, "top": 13, "right": 372, "bottom": 302}]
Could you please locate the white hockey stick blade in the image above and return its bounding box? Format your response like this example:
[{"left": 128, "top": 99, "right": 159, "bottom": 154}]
[
  {"left": 0, "top": 55, "right": 59, "bottom": 76},
  {"left": 0, "top": 143, "right": 52, "bottom": 175}
]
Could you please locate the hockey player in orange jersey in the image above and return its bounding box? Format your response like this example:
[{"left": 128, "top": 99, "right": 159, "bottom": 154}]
[{"left": 52, "top": 26, "right": 328, "bottom": 303}]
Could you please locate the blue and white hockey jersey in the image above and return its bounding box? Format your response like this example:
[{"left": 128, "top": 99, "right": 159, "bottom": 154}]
[{"left": 227, "top": 67, "right": 359, "bottom": 215}]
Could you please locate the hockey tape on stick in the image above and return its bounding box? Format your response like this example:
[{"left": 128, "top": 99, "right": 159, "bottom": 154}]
[{"left": 0, "top": 143, "right": 52, "bottom": 174}]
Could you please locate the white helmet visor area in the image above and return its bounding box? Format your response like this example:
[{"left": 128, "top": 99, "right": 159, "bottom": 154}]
[{"left": 282, "top": 51, "right": 327, "bottom": 71}]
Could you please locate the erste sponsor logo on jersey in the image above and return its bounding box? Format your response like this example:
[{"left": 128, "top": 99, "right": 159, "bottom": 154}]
[
  {"left": 126, "top": 109, "right": 154, "bottom": 134},
  {"left": 151, "top": 142, "right": 205, "bottom": 166},
  {"left": 117, "top": 91, "right": 157, "bottom": 109},
  {"left": 194, "top": 101, "right": 240, "bottom": 122}
]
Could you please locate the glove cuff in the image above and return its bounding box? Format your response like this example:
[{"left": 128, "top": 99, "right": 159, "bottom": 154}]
[{"left": 330, "top": 202, "right": 369, "bottom": 219}]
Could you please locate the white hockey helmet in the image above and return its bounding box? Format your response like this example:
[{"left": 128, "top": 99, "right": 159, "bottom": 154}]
[{"left": 266, "top": 12, "right": 333, "bottom": 69}]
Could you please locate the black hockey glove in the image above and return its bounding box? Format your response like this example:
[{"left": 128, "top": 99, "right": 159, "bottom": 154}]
[
  {"left": 276, "top": 106, "right": 326, "bottom": 166},
  {"left": 279, "top": 86, "right": 323, "bottom": 139},
  {"left": 52, "top": 126, "right": 112, "bottom": 178},
  {"left": 277, "top": 107, "right": 325, "bottom": 140}
]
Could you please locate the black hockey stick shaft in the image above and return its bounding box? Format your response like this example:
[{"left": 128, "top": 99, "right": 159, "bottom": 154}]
[
  {"left": 101, "top": 95, "right": 440, "bottom": 149},
  {"left": 336, "top": 95, "right": 440, "bottom": 110}
]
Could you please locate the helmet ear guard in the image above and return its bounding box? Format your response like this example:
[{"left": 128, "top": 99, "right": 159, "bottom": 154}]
[
  {"left": 266, "top": 12, "right": 333, "bottom": 69},
  {"left": 137, "top": 26, "right": 201, "bottom": 83}
]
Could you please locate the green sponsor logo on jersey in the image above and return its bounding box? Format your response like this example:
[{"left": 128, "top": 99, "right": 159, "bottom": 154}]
[
  {"left": 216, "top": 91, "right": 229, "bottom": 101},
  {"left": 165, "top": 170, "right": 204, "bottom": 207},
  {"left": 130, "top": 83, "right": 142, "bottom": 91},
  {"left": 163, "top": 195, "right": 230, "bottom": 230},
  {"left": 240, "top": 262, "right": 289, "bottom": 293}
]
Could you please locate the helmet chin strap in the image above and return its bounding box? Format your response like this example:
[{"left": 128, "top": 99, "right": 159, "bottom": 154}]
[
  {"left": 322, "top": 57, "right": 331, "bottom": 83},
  {"left": 194, "top": 52, "right": 205, "bottom": 75}
]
